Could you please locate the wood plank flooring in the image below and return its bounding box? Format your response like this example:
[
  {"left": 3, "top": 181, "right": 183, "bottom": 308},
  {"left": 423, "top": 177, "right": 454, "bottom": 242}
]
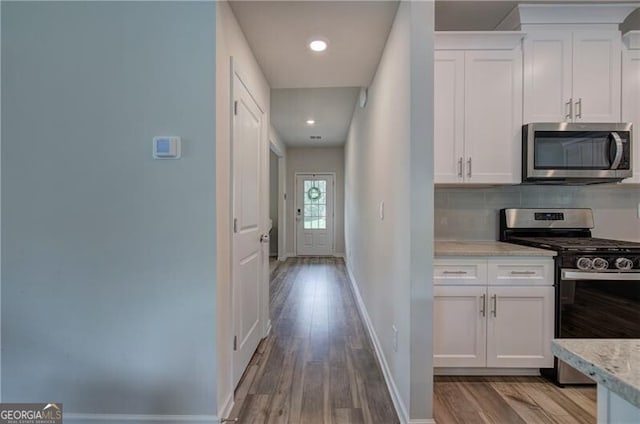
[
  {"left": 434, "top": 376, "right": 596, "bottom": 424},
  {"left": 232, "top": 257, "right": 597, "bottom": 424},
  {"left": 230, "top": 257, "right": 399, "bottom": 424}
]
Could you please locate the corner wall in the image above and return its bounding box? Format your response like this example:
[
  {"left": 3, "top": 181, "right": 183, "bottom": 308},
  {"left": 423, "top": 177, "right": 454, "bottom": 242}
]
[
  {"left": 2, "top": 1, "right": 217, "bottom": 418},
  {"left": 344, "top": 2, "right": 434, "bottom": 422}
]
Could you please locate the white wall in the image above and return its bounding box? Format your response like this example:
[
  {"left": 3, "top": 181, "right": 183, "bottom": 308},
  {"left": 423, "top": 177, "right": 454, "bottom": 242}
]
[
  {"left": 286, "top": 147, "right": 345, "bottom": 256},
  {"left": 215, "top": 0, "right": 271, "bottom": 416},
  {"left": 435, "top": 185, "right": 640, "bottom": 242},
  {"left": 344, "top": 2, "right": 434, "bottom": 422},
  {"left": 2, "top": 1, "right": 217, "bottom": 418}
]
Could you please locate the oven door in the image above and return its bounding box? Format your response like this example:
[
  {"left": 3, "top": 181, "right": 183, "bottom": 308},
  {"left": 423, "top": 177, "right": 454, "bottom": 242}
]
[
  {"left": 523, "top": 123, "right": 632, "bottom": 181},
  {"left": 558, "top": 269, "right": 640, "bottom": 339},
  {"left": 555, "top": 269, "right": 640, "bottom": 384}
]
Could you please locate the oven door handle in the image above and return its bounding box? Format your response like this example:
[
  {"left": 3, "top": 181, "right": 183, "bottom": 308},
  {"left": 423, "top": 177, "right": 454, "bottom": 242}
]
[
  {"left": 609, "top": 132, "right": 623, "bottom": 170},
  {"left": 562, "top": 269, "right": 640, "bottom": 281}
]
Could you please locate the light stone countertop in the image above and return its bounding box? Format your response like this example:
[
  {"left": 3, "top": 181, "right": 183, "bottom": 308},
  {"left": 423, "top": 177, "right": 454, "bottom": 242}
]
[
  {"left": 552, "top": 339, "right": 640, "bottom": 409},
  {"left": 435, "top": 240, "right": 557, "bottom": 257}
]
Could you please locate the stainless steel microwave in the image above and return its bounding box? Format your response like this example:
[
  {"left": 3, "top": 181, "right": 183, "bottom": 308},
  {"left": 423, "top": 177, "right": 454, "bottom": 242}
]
[{"left": 522, "top": 123, "right": 633, "bottom": 184}]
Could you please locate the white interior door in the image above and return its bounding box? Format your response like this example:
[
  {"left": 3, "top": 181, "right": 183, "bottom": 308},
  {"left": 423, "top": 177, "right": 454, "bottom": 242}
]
[
  {"left": 232, "top": 70, "right": 264, "bottom": 388},
  {"left": 295, "top": 174, "right": 334, "bottom": 256}
]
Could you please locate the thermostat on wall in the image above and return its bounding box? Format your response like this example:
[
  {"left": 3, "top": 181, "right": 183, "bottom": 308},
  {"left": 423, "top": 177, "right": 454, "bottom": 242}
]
[{"left": 153, "top": 136, "right": 181, "bottom": 159}]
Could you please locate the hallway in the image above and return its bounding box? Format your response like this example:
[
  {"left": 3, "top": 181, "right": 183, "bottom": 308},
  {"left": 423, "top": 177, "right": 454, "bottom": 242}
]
[{"left": 231, "top": 257, "right": 400, "bottom": 423}]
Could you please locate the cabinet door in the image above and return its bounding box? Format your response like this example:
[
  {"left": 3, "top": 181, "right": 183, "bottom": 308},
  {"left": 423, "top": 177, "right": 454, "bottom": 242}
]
[
  {"left": 486, "top": 286, "right": 554, "bottom": 368},
  {"left": 434, "top": 51, "right": 465, "bottom": 183},
  {"left": 523, "top": 31, "right": 573, "bottom": 123},
  {"left": 464, "top": 49, "right": 522, "bottom": 184},
  {"left": 434, "top": 286, "right": 487, "bottom": 367},
  {"left": 572, "top": 30, "right": 622, "bottom": 122},
  {"left": 622, "top": 49, "right": 640, "bottom": 184}
]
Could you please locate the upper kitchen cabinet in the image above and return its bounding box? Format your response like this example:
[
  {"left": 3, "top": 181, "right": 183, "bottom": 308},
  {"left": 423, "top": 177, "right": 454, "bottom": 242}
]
[
  {"left": 435, "top": 33, "right": 524, "bottom": 184},
  {"left": 523, "top": 29, "right": 622, "bottom": 123},
  {"left": 497, "top": 4, "right": 638, "bottom": 124},
  {"left": 622, "top": 31, "right": 640, "bottom": 185}
]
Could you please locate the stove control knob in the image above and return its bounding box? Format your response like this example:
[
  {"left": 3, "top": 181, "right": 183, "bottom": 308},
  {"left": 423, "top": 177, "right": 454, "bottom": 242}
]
[
  {"left": 592, "top": 257, "right": 609, "bottom": 271},
  {"left": 615, "top": 258, "right": 633, "bottom": 271},
  {"left": 576, "top": 257, "right": 593, "bottom": 270}
]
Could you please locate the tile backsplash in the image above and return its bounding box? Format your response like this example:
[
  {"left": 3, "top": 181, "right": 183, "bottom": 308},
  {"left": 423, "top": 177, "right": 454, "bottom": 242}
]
[{"left": 435, "top": 185, "right": 640, "bottom": 242}]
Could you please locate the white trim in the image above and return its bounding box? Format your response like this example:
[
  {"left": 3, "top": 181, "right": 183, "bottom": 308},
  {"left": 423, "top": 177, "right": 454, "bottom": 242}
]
[
  {"left": 333, "top": 253, "right": 345, "bottom": 259},
  {"left": 434, "top": 367, "right": 540, "bottom": 376},
  {"left": 496, "top": 3, "right": 639, "bottom": 30},
  {"left": 409, "top": 420, "right": 436, "bottom": 424},
  {"left": 623, "top": 30, "right": 640, "bottom": 49},
  {"left": 218, "top": 391, "right": 234, "bottom": 423},
  {"left": 294, "top": 172, "right": 336, "bottom": 257},
  {"left": 64, "top": 413, "right": 218, "bottom": 423},
  {"left": 345, "top": 263, "right": 409, "bottom": 424},
  {"left": 434, "top": 31, "right": 524, "bottom": 51}
]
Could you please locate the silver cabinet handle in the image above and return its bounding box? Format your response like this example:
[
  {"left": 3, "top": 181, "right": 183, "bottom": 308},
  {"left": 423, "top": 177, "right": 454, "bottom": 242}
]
[
  {"left": 480, "top": 294, "right": 486, "bottom": 317},
  {"left": 510, "top": 271, "right": 536, "bottom": 275},
  {"left": 491, "top": 294, "right": 497, "bottom": 317},
  {"left": 458, "top": 157, "right": 463, "bottom": 177},
  {"left": 442, "top": 270, "right": 467, "bottom": 275},
  {"left": 575, "top": 98, "right": 582, "bottom": 119},
  {"left": 467, "top": 158, "right": 472, "bottom": 178},
  {"left": 565, "top": 98, "right": 573, "bottom": 120}
]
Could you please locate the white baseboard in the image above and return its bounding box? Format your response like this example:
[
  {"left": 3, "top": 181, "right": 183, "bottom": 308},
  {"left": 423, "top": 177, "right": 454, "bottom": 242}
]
[
  {"left": 63, "top": 413, "right": 218, "bottom": 423},
  {"left": 333, "top": 252, "right": 345, "bottom": 259},
  {"left": 345, "top": 264, "right": 410, "bottom": 424},
  {"left": 435, "top": 367, "right": 540, "bottom": 376},
  {"left": 409, "top": 420, "right": 436, "bottom": 424},
  {"left": 218, "top": 391, "right": 235, "bottom": 422}
]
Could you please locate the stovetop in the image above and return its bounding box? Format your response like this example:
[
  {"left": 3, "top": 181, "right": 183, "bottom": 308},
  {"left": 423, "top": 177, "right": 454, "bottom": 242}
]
[{"left": 507, "top": 236, "right": 640, "bottom": 252}]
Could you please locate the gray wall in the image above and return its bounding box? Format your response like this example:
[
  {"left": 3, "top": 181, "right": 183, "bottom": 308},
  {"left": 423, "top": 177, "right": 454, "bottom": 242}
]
[
  {"left": 286, "top": 147, "right": 345, "bottom": 256},
  {"left": 2, "top": 1, "right": 217, "bottom": 417},
  {"left": 435, "top": 185, "right": 640, "bottom": 242},
  {"left": 344, "top": 1, "right": 434, "bottom": 420}
]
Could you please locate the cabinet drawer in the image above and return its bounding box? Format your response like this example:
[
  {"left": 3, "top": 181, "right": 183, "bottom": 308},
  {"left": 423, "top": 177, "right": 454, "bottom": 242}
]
[
  {"left": 488, "top": 259, "right": 553, "bottom": 286},
  {"left": 434, "top": 259, "right": 487, "bottom": 285}
]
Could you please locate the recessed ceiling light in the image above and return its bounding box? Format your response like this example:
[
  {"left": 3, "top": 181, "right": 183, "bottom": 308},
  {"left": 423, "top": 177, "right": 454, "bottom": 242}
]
[
  {"left": 309, "top": 39, "right": 328, "bottom": 52},
  {"left": 306, "top": 119, "right": 316, "bottom": 125}
]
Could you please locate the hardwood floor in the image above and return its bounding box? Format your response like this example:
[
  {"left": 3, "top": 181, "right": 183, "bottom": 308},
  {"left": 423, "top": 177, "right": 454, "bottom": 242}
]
[
  {"left": 230, "top": 257, "right": 400, "bottom": 424},
  {"left": 434, "top": 376, "right": 596, "bottom": 424},
  {"left": 231, "top": 257, "right": 597, "bottom": 424}
]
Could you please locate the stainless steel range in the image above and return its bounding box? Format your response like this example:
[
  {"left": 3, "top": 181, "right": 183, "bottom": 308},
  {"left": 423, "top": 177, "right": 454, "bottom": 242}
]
[{"left": 499, "top": 208, "right": 640, "bottom": 385}]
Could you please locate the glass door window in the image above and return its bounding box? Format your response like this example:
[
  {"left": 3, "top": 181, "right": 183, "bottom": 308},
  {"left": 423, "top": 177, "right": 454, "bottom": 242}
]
[{"left": 303, "top": 179, "right": 327, "bottom": 230}]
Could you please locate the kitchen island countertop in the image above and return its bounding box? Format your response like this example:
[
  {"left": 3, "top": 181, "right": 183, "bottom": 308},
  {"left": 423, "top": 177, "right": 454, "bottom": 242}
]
[
  {"left": 552, "top": 339, "right": 640, "bottom": 409},
  {"left": 435, "top": 240, "right": 557, "bottom": 257}
]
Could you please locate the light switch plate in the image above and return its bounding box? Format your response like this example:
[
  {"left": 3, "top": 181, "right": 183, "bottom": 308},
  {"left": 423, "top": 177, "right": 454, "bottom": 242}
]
[{"left": 153, "top": 136, "right": 181, "bottom": 159}]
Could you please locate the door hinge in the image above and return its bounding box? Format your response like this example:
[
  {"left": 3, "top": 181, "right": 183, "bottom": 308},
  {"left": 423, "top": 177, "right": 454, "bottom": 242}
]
[
  {"left": 284, "top": 193, "right": 287, "bottom": 200},
  {"left": 234, "top": 100, "right": 238, "bottom": 115},
  {"left": 233, "top": 335, "right": 237, "bottom": 351},
  {"left": 233, "top": 218, "right": 238, "bottom": 233}
]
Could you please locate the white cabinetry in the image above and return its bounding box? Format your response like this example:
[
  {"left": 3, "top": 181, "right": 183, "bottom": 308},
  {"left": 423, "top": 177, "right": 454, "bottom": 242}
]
[
  {"left": 524, "top": 29, "right": 622, "bottom": 123},
  {"left": 434, "top": 33, "right": 523, "bottom": 184},
  {"left": 434, "top": 257, "right": 554, "bottom": 370},
  {"left": 622, "top": 31, "right": 640, "bottom": 184}
]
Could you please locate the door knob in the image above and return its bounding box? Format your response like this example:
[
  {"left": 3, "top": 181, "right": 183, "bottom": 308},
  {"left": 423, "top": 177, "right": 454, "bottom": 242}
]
[{"left": 260, "top": 234, "right": 270, "bottom": 243}]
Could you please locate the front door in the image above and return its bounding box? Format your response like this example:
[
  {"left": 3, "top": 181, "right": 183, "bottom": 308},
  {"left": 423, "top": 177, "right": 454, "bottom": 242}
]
[
  {"left": 232, "top": 70, "right": 264, "bottom": 388},
  {"left": 295, "top": 174, "right": 334, "bottom": 256}
]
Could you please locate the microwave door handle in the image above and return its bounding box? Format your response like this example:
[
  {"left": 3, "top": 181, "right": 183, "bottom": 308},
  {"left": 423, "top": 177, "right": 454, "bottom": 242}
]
[{"left": 609, "top": 132, "right": 623, "bottom": 170}]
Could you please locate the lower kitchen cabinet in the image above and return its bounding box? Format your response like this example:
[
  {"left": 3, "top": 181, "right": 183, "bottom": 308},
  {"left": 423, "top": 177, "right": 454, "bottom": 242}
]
[
  {"left": 434, "top": 257, "right": 555, "bottom": 370},
  {"left": 486, "top": 285, "right": 554, "bottom": 368}
]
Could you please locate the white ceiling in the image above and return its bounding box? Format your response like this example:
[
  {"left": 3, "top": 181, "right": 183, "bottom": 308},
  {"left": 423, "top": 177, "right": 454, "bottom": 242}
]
[
  {"left": 229, "top": 0, "right": 639, "bottom": 147},
  {"left": 271, "top": 87, "right": 360, "bottom": 147}
]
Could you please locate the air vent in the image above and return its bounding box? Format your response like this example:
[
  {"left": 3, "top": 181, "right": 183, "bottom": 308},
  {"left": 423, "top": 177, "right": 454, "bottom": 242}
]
[{"left": 310, "top": 135, "right": 322, "bottom": 140}]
